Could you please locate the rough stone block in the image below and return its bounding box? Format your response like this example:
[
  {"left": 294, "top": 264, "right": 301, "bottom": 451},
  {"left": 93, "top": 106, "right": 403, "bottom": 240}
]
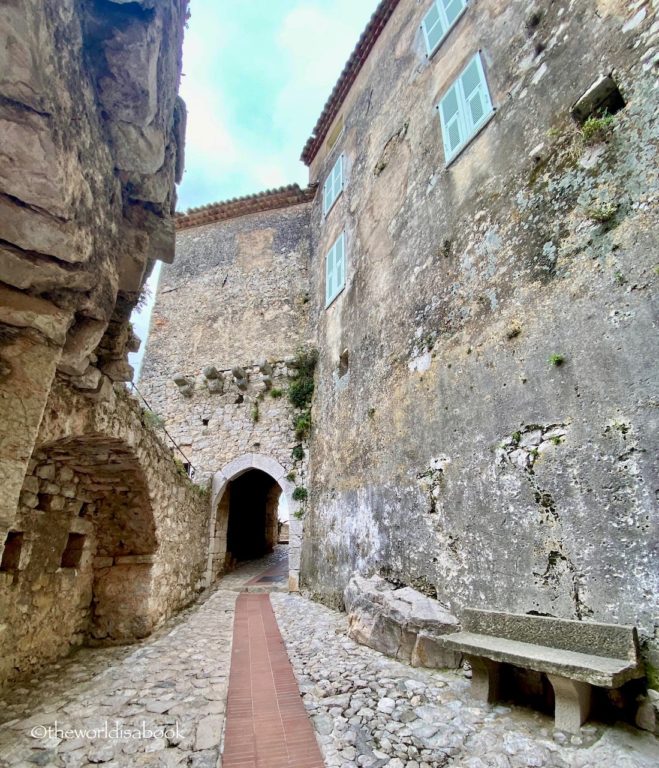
[
  {"left": 114, "top": 554, "right": 155, "bottom": 566},
  {"left": 344, "top": 574, "right": 458, "bottom": 667}
]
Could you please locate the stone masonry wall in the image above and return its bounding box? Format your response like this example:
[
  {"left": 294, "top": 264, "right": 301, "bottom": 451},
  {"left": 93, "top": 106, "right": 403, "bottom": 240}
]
[
  {"left": 0, "top": 380, "right": 210, "bottom": 689},
  {"left": 300, "top": 0, "right": 659, "bottom": 669},
  {"left": 140, "top": 202, "right": 314, "bottom": 585},
  {"left": 142, "top": 203, "right": 313, "bottom": 382},
  {"left": 140, "top": 203, "right": 313, "bottom": 480}
]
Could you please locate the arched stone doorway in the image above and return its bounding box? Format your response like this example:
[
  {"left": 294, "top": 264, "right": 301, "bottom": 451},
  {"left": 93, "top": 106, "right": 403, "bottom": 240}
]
[{"left": 207, "top": 454, "right": 303, "bottom": 591}]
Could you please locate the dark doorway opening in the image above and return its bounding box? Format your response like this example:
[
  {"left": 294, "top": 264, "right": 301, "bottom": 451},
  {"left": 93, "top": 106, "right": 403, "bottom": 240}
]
[{"left": 226, "top": 469, "right": 281, "bottom": 563}]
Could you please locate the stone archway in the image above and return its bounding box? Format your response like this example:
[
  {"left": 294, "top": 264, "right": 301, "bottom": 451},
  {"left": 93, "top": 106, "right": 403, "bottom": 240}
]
[
  {"left": 207, "top": 454, "right": 303, "bottom": 591},
  {"left": 0, "top": 434, "right": 158, "bottom": 682},
  {"left": 0, "top": 381, "right": 211, "bottom": 689}
]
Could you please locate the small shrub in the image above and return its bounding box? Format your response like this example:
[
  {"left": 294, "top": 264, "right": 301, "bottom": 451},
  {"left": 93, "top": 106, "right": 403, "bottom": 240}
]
[
  {"left": 581, "top": 113, "right": 615, "bottom": 145},
  {"left": 291, "top": 444, "right": 304, "bottom": 462},
  {"left": 251, "top": 401, "right": 260, "bottom": 422},
  {"left": 511, "top": 431, "right": 521, "bottom": 445},
  {"left": 288, "top": 378, "right": 314, "bottom": 409},
  {"left": 285, "top": 471, "right": 296, "bottom": 482},
  {"left": 293, "top": 509, "right": 305, "bottom": 520},
  {"left": 549, "top": 353, "right": 565, "bottom": 367},
  {"left": 614, "top": 270, "right": 627, "bottom": 286},
  {"left": 294, "top": 410, "right": 312, "bottom": 440},
  {"left": 270, "top": 387, "right": 284, "bottom": 398},
  {"left": 142, "top": 410, "right": 164, "bottom": 431},
  {"left": 586, "top": 202, "right": 617, "bottom": 223},
  {"left": 550, "top": 435, "right": 563, "bottom": 446},
  {"left": 292, "top": 486, "right": 308, "bottom": 502}
]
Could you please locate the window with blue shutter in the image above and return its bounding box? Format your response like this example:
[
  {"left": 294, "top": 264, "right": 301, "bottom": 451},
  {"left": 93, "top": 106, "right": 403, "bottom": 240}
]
[
  {"left": 325, "top": 232, "right": 346, "bottom": 307},
  {"left": 421, "top": 0, "right": 468, "bottom": 57},
  {"left": 438, "top": 52, "right": 494, "bottom": 164},
  {"left": 323, "top": 154, "right": 344, "bottom": 216}
]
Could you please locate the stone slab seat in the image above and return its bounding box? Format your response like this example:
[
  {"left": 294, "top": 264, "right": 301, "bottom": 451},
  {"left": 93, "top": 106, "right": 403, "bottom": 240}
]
[{"left": 439, "top": 608, "right": 644, "bottom": 734}]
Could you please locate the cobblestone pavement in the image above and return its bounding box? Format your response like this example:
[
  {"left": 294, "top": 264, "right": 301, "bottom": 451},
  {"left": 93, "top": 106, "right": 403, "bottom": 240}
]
[
  {"left": 0, "top": 550, "right": 286, "bottom": 768},
  {"left": 1, "top": 553, "right": 658, "bottom": 768},
  {"left": 271, "top": 593, "right": 659, "bottom": 768}
]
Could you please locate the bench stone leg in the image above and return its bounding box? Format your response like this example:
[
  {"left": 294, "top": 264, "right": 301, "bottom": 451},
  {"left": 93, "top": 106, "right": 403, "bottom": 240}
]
[
  {"left": 547, "top": 674, "right": 591, "bottom": 733},
  {"left": 467, "top": 655, "right": 501, "bottom": 703}
]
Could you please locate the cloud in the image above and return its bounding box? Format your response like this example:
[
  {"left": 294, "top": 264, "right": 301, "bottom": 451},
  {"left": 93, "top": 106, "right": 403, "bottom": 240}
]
[{"left": 176, "top": 0, "right": 375, "bottom": 210}]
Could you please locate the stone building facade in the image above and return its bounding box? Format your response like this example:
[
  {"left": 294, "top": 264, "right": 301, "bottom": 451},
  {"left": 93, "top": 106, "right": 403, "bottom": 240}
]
[
  {"left": 140, "top": 187, "right": 317, "bottom": 590},
  {"left": 141, "top": 0, "right": 659, "bottom": 678},
  {"left": 0, "top": 1, "right": 214, "bottom": 688}
]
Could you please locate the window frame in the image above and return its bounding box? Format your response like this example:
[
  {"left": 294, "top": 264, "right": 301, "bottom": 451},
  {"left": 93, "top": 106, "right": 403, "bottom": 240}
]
[
  {"left": 325, "top": 231, "right": 346, "bottom": 308},
  {"left": 436, "top": 50, "right": 496, "bottom": 166},
  {"left": 323, "top": 153, "right": 344, "bottom": 217},
  {"left": 421, "top": 0, "right": 469, "bottom": 59}
]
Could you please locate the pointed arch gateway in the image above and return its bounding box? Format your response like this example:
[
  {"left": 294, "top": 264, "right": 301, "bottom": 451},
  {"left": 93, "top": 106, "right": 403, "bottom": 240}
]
[{"left": 207, "top": 454, "right": 303, "bottom": 591}]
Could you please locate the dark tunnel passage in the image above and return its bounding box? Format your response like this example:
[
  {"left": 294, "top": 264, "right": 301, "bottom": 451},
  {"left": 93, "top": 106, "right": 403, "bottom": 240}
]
[{"left": 226, "top": 469, "right": 281, "bottom": 563}]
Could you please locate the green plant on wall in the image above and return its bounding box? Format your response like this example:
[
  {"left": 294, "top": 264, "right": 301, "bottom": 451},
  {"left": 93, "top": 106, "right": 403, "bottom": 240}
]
[
  {"left": 292, "top": 486, "right": 308, "bottom": 502},
  {"left": 548, "top": 353, "right": 565, "bottom": 367},
  {"left": 291, "top": 444, "right": 304, "bottom": 462},
  {"left": 294, "top": 410, "right": 312, "bottom": 440},
  {"left": 142, "top": 409, "right": 164, "bottom": 431},
  {"left": 270, "top": 387, "right": 284, "bottom": 398},
  {"left": 288, "top": 347, "right": 317, "bottom": 440},
  {"left": 251, "top": 400, "right": 260, "bottom": 423},
  {"left": 586, "top": 202, "right": 617, "bottom": 223},
  {"left": 581, "top": 112, "right": 615, "bottom": 145}
]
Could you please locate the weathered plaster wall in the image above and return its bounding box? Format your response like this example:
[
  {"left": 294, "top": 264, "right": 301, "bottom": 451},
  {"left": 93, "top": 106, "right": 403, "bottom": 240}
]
[
  {"left": 301, "top": 0, "right": 659, "bottom": 661},
  {"left": 0, "top": 381, "right": 209, "bottom": 688},
  {"left": 0, "top": 0, "right": 187, "bottom": 535}
]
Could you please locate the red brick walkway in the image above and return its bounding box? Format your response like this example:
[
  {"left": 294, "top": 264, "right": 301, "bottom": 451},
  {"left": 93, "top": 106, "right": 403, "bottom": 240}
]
[{"left": 222, "top": 593, "right": 325, "bottom": 768}]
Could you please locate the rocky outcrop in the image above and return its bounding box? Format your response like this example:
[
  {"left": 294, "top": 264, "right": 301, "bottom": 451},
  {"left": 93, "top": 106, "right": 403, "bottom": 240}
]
[
  {"left": 0, "top": 0, "right": 187, "bottom": 388},
  {"left": 344, "top": 574, "right": 462, "bottom": 669},
  {"left": 0, "top": 0, "right": 187, "bottom": 530}
]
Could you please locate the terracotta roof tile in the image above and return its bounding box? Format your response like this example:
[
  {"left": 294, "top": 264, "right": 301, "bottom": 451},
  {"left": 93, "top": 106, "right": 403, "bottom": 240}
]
[
  {"left": 300, "top": 0, "right": 402, "bottom": 167},
  {"left": 174, "top": 184, "right": 317, "bottom": 231}
]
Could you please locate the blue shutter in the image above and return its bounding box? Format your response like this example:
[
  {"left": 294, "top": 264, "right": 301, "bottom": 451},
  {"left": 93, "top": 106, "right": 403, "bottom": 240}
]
[
  {"left": 323, "top": 155, "right": 344, "bottom": 216},
  {"left": 422, "top": 2, "right": 445, "bottom": 56},
  {"left": 325, "top": 242, "right": 335, "bottom": 305},
  {"left": 442, "top": 0, "right": 466, "bottom": 27},
  {"left": 439, "top": 82, "right": 464, "bottom": 161},
  {"left": 422, "top": 1, "right": 467, "bottom": 56},
  {"left": 334, "top": 233, "right": 345, "bottom": 293},
  {"left": 325, "top": 232, "right": 346, "bottom": 307},
  {"left": 459, "top": 53, "right": 492, "bottom": 132},
  {"left": 438, "top": 52, "right": 494, "bottom": 163}
]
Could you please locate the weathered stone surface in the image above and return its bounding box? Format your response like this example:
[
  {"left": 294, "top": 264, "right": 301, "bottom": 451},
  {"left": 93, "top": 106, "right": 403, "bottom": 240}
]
[
  {"left": 0, "top": 0, "right": 188, "bottom": 540},
  {"left": 0, "top": 197, "right": 93, "bottom": 264},
  {"left": 0, "top": 285, "right": 72, "bottom": 345},
  {"left": 344, "top": 575, "right": 460, "bottom": 668},
  {"left": 298, "top": 0, "right": 659, "bottom": 665}
]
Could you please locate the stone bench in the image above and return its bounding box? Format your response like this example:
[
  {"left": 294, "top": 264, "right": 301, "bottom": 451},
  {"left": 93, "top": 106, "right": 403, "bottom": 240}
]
[{"left": 439, "top": 608, "right": 644, "bottom": 733}]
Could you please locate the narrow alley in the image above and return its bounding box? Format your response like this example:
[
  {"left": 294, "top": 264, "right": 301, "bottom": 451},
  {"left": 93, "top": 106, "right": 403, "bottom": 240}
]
[{"left": 0, "top": 547, "right": 657, "bottom": 768}]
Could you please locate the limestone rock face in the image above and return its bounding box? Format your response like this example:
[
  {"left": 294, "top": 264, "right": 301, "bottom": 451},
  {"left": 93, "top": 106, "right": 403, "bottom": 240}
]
[
  {"left": 0, "top": 0, "right": 187, "bottom": 390},
  {"left": 344, "top": 574, "right": 461, "bottom": 669}
]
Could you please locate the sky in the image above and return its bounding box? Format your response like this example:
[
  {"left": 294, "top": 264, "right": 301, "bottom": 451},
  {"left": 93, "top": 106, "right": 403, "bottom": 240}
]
[
  {"left": 177, "top": 0, "right": 376, "bottom": 210},
  {"left": 131, "top": 0, "right": 376, "bottom": 379}
]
